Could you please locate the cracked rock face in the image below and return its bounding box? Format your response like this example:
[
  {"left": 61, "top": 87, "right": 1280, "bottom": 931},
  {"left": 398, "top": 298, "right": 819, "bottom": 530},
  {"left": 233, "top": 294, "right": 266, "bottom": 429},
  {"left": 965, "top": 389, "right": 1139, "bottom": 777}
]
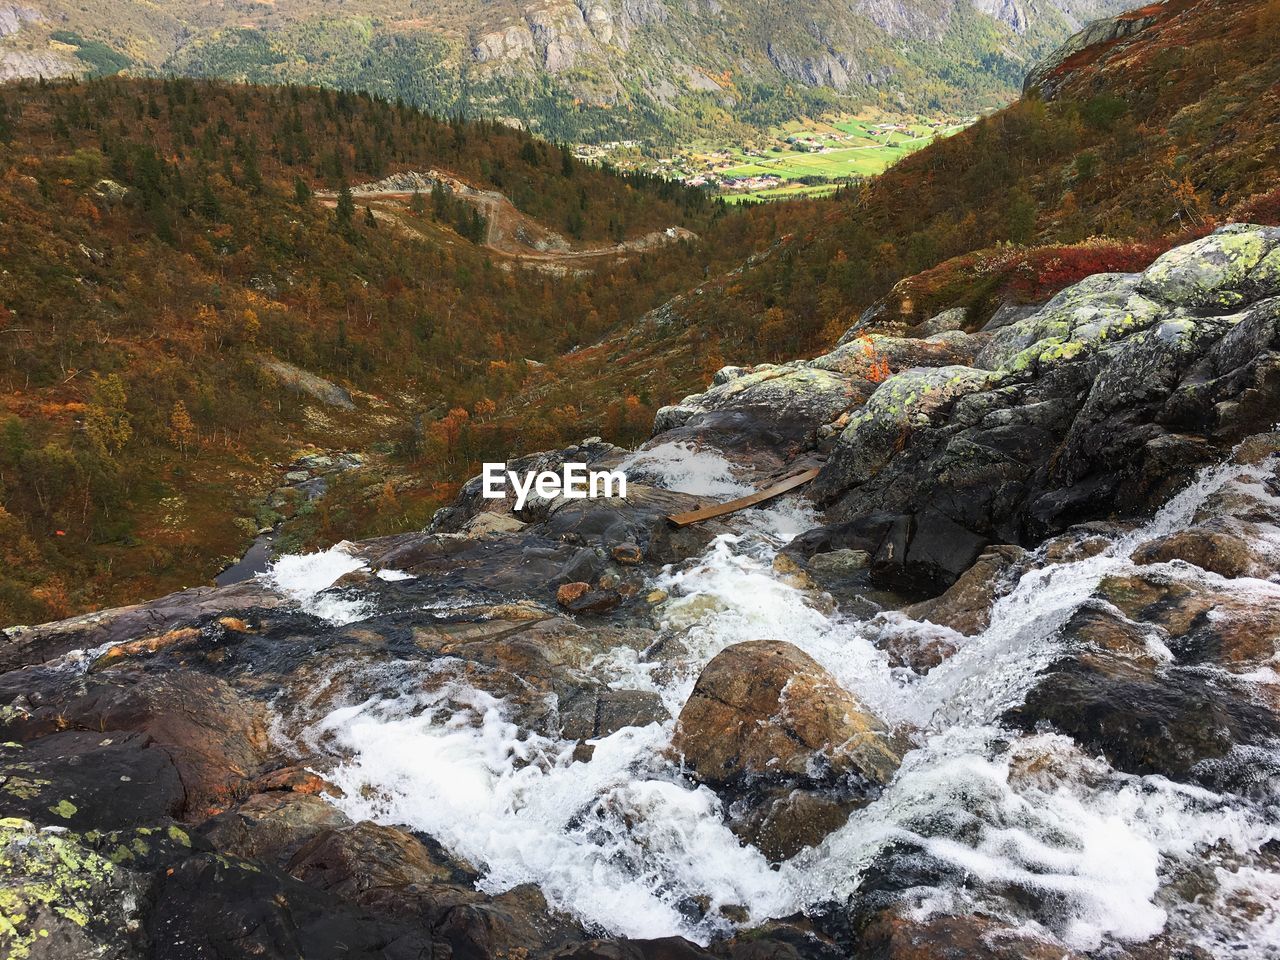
[{"left": 811, "top": 224, "right": 1280, "bottom": 592}]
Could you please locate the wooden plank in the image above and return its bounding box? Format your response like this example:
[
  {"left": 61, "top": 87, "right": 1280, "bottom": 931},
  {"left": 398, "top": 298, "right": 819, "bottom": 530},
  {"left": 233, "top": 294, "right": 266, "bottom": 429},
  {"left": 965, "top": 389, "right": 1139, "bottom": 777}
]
[{"left": 665, "top": 467, "right": 822, "bottom": 528}]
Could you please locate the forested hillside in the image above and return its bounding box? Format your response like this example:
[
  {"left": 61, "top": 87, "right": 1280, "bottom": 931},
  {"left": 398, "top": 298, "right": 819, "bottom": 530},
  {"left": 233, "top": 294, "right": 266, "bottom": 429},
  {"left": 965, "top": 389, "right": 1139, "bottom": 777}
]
[
  {"left": 1, "top": 0, "right": 1131, "bottom": 143},
  {"left": 0, "top": 77, "right": 735, "bottom": 623},
  {"left": 4, "top": 0, "right": 1279, "bottom": 625}
]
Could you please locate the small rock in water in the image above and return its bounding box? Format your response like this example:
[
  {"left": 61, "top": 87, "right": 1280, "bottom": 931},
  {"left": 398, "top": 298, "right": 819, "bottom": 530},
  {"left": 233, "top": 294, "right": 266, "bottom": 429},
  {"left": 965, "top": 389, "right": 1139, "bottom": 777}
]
[
  {"left": 771, "top": 552, "right": 817, "bottom": 590},
  {"left": 611, "top": 541, "right": 643, "bottom": 565},
  {"left": 904, "top": 544, "right": 1027, "bottom": 636},
  {"left": 557, "top": 582, "right": 592, "bottom": 607}
]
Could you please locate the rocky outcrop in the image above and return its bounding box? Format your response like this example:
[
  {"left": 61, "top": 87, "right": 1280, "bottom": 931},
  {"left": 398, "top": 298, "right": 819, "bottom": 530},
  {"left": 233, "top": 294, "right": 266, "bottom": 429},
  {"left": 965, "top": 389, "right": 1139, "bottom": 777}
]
[
  {"left": 257, "top": 356, "right": 356, "bottom": 410},
  {"left": 0, "top": 4, "right": 40, "bottom": 37},
  {"left": 1024, "top": 3, "right": 1169, "bottom": 98},
  {"left": 810, "top": 225, "right": 1280, "bottom": 593}
]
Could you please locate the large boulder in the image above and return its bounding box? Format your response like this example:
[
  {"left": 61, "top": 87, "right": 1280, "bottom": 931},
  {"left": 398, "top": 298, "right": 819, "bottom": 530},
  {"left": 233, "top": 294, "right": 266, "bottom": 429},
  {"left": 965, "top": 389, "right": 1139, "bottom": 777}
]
[
  {"left": 815, "top": 366, "right": 999, "bottom": 494},
  {"left": 672, "top": 640, "right": 900, "bottom": 791},
  {"left": 973, "top": 271, "right": 1164, "bottom": 374},
  {"left": 1137, "top": 224, "right": 1280, "bottom": 313}
]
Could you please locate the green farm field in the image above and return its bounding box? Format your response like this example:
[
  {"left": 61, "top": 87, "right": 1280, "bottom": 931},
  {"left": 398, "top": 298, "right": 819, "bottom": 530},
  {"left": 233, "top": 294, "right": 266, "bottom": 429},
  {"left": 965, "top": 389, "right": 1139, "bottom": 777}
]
[{"left": 717, "top": 117, "right": 967, "bottom": 199}]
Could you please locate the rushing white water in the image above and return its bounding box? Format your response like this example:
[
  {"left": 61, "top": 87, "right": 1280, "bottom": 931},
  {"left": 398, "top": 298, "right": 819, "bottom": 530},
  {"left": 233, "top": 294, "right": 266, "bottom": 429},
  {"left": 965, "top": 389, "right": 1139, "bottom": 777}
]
[
  {"left": 265, "top": 542, "right": 370, "bottom": 624},
  {"left": 620, "top": 441, "right": 755, "bottom": 498},
  {"left": 288, "top": 452, "right": 1280, "bottom": 955}
]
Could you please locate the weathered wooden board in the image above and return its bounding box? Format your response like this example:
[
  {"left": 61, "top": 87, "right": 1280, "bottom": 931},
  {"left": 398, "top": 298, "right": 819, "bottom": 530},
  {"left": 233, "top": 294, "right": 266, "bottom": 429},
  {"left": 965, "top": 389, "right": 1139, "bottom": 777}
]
[{"left": 665, "top": 467, "right": 822, "bottom": 528}]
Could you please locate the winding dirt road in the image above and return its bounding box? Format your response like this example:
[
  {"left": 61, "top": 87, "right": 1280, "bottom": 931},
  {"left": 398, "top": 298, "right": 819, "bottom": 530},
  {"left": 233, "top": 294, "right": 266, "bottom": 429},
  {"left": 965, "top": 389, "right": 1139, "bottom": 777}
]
[{"left": 318, "top": 170, "right": 696, "bottom": 271}]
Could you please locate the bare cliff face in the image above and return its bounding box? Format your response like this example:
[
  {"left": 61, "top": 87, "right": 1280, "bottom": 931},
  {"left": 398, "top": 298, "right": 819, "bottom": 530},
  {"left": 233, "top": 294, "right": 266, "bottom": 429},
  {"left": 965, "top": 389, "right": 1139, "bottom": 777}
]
[
  {"left": 462, "top": 0, "right": 1128, "bottom": 88},
  {"left": 0, "top": 3, "right": 79, "bottom": 81}
]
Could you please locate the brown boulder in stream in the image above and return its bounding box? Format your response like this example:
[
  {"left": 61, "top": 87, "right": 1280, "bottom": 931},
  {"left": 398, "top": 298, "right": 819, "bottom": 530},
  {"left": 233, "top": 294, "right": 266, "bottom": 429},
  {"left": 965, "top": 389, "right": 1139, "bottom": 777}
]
[
  {"left": 672, "top": 640, "right": 900, "bottom": 790},
  {"left": 1129, "top": 523, "right": 1271, "bottom": 579}
]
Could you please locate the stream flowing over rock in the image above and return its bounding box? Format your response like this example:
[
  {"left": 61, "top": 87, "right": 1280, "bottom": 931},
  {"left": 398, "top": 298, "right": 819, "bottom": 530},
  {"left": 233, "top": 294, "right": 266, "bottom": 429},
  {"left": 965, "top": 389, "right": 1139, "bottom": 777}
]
[{"left": 3, "top": 227, "right": 1280, "bottom": 959}]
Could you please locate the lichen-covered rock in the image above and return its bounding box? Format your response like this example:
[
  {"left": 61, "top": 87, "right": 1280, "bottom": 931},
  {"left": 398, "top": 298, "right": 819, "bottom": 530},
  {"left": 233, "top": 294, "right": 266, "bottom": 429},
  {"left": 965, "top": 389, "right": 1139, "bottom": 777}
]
[
  {"left": 461, "top": 511, "right": 527, "bottom": 537},
  {"left": 909, "top": 307, "right": 968, "bottom": 337},
  {"left": 974, "top": 272, "right": 1163, "bottom": 374},
  {"left": 806, "top": 227, "right": 1280, "bottom": 594},
  {"left": 0, "top": 670, "right": 272, "bottom": 822},
  {"left": 1137, "top": 224, "right": 1280, "bottom": 313},
  {"left": 807, "top": 548, "right": 871, "bottom": 578},
  {"left": 654, "top": 365, "right": 862, "bottom": 437},
  {"left": 806, "top": 331, "right": 980, "bottom": 380},
  {"left": 0, "top": 820, "right": 149, "bottom": 960},
  {"left": 815, "top": 365, "right": 998, "bottom": 494}
]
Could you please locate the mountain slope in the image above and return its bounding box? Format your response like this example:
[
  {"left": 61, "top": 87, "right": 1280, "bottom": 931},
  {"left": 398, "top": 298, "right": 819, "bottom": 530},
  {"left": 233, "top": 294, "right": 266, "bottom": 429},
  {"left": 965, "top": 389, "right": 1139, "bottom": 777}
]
[
  {"left": 4, "top": 0, "right": 1279, "bottom": 624},
  {"left": 2, "top": 0, "right": 1133, "bottom": 141},
  {"left": 640, "top": 0, "right": 1280, "bottom": 356},
  {"left": 488, "top": 0, "right": 1280, "bottom": 464},
  {"left": 0, "top": 77, "right": 727, "bottom": 624}
]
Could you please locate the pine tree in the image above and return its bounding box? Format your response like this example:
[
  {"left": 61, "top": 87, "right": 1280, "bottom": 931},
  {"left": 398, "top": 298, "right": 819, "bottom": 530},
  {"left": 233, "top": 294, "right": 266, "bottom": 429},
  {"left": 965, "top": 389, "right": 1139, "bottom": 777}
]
[{"left": 335, "top": 180, "right": 355, "bottom": 235}]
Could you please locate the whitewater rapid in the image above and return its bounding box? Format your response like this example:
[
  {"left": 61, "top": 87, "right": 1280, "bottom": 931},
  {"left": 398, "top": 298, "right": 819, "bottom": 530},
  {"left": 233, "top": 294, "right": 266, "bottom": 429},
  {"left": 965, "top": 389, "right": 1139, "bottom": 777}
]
[{"left": 271, "top": 444, "right": 1280, "bottom": 955}]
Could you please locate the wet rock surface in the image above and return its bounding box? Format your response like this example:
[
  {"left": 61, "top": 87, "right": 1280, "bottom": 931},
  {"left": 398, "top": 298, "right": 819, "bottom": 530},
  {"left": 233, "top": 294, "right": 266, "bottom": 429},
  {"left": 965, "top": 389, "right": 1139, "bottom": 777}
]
[
  {"left": 3, "top": 228, "right": 1280, "bottom": 959},
  {"left": 672, "top": 640, "right": 899, "bottom": 791}
]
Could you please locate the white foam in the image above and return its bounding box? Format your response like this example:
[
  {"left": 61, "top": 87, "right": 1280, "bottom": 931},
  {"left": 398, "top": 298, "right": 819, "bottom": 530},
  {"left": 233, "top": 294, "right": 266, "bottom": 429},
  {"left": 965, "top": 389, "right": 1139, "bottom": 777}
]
[
  {"left": 620, "top": 442, "right": 754, "bottom": 498},
  {"left": 265, "top": 542, "right": 369, "bottom": 624},
  {"left": 310, "top": 676, "right": 791, "bottom": 942}
]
